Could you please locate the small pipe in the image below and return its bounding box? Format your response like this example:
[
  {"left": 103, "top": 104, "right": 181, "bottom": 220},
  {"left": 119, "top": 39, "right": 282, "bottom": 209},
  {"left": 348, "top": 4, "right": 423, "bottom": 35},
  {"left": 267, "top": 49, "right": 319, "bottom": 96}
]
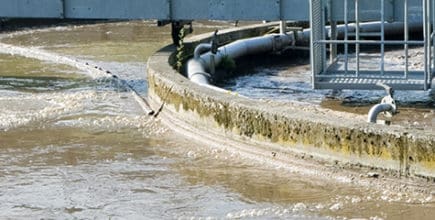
[
  {"left": 344, "top": 0, "right": 349, "bottom": 74},
  {"left": 367, "top": 103, "right": 393, "bottom": 123},
  {"left": 330, "top": 21, "right": 338, "bottom": 63},
  {"left": 404, "top": 0, "right": 409, "bottom": 79},
  {"left": 355, "top": 0, "right": 360, "bottom": 77},
  {"left": 381, "top": 0, "right": 385, "bottom": 75}
]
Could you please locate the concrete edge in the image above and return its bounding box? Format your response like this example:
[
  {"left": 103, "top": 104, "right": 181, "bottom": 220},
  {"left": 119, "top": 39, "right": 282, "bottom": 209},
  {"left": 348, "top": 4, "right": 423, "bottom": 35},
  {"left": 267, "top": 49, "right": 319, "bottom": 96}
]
[{"left": 146, "top": 25, "right": 435, "bottom": 180}]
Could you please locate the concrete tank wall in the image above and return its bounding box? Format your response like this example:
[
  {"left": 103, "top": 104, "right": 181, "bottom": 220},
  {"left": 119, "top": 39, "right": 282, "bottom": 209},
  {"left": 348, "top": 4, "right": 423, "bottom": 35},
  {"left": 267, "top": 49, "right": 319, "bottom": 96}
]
[{"left": 147, "top": 24, "right": 435, "bottom": 180}]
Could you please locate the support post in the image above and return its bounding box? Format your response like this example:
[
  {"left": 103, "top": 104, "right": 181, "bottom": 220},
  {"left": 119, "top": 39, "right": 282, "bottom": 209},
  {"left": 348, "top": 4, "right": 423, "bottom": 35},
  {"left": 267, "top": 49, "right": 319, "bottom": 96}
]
[{"left": 280, "top": 20, "right": 286, "bottom": 34}]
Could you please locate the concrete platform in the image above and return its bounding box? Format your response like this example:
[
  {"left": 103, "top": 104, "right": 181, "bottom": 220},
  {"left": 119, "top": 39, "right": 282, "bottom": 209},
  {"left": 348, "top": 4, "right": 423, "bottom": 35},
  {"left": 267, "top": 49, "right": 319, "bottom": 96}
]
[{"left": 147, "top": 23, "right": 435, "bottom": 180}]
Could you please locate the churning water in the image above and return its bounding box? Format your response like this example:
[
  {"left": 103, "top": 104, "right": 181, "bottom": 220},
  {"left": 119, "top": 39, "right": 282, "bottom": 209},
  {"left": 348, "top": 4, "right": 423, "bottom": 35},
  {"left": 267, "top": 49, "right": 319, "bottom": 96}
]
[{"left": 0, "top": 20, "right": 434, "bottom": 219}]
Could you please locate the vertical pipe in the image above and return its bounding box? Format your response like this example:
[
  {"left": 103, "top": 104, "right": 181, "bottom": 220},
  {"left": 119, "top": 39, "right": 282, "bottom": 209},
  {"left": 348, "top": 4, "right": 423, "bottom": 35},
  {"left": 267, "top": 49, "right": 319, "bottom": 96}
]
[
  {"left": 328, "top": 0, "right": 337, "bottom": 64},
  {"left": 309, "top": 0, "right": 316, "bottom": 89},
  {"left": 320, "top": 1, "right": 328, "bottom": 71},
  {"left": 432, "top": 0, "right": 435, "bottom": 84},
  {"left": 424, "top": 0, "right": 429, "bottom": 90},
  {"left": 168, "top": 0, "right": 173, "bottom": 20},
  {"left": 428, "top": 0, "right": 432, "bottom": 89},
  {"left": 280, "top": 20, "right": 286, "bottom": 34},
  {"left": 61, "top": 0, "right": 66, "bottom": 18},
  {"left": 433, "top": 0, "right": 435, "bottom": 84},
  {"left": 322, "top": 0, "right": 327, "bottom": 71},
  {"left": 381, "top": 0, "right": 385, "bottom": 75},
  {"left": 404, "top": 0, "right": 409, "bottom": 79},
  {"left": 330, "top": 21, "right": 338, "bottom": 63},
  {"left": 210, "top": 54, "right": 215, "bottom": 75},
  {"left": 279, "top": 0, "right": 285, "bottom": 35},
  {"left": 344, "top": 0, "right": 349, "bottom": 74},
  {"left": 355, "top": 0, "right": 360, "bottom": 77}
]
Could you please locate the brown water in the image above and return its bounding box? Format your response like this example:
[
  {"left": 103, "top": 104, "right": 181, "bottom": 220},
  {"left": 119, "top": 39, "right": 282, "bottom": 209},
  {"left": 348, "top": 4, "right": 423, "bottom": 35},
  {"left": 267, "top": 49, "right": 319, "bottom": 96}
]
[{"left": 0, "top": 21, "right": 434, "bottom": 219}]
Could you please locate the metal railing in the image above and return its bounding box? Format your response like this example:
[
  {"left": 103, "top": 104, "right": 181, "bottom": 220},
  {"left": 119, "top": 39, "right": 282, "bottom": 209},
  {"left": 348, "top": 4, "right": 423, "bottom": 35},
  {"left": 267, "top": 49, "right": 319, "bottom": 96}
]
[{"left": 310, "top": 0, "right": 434, "bottom": 90}]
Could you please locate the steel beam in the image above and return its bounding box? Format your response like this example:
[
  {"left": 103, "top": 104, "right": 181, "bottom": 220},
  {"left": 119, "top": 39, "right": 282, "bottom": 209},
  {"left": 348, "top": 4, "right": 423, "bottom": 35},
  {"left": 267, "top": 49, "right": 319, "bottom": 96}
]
[
  {"left": 0, "top": 0, "right": 63, "bottom": 18},
  {"left": 64, "top": 0, "right": 170, "bottom": 19},
  {"left": 0, "top": 0, "right": 426, "bottom": 22},
  {"left": 0, "top": 0, "right": 309, "bottom": 21}
]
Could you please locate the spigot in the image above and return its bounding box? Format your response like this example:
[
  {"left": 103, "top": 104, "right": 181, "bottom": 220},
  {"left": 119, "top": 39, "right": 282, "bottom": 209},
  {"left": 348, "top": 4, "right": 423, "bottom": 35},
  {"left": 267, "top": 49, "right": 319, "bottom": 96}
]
[
  {"left": 367, "top": 83, "right": 398, "bottom": 123},
  {"left": 377, "top": 83, "right": 397, "bottom": 116}
]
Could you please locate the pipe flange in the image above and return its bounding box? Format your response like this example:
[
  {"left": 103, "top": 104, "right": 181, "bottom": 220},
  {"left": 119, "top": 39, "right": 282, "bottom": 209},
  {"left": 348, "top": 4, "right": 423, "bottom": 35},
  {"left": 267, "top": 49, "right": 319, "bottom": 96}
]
[{"left": 273, "top": 35, "right": 282, "bottom": 52}]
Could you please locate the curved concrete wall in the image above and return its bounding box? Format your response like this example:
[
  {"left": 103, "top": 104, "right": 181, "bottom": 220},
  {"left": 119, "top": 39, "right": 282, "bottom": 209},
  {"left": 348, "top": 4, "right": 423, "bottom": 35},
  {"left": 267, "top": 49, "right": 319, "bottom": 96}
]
[{"left": 147, "top": 24, "right": 435, "bottom": 180}]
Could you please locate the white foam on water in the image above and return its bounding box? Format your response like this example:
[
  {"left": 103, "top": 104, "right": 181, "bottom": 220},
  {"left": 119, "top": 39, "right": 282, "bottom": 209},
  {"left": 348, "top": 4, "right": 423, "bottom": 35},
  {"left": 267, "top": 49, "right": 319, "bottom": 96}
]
[
  {"left": 0, "top": 88, "right": 166, "bottom": 136},
  {"left": 0, "top": 90, "right": 96, "bottom": 131},
  {"left": 54, "top": 115, "right": 167, "bottom": 137},
  {"left": 224, "top": 205, "right": 325, "bottom": 219},
  {"left": 0, "top": 42, "right": 107, "bottom": 79},
  {"left": 0, "top": 40, "right": 153, "bottom": 130}
]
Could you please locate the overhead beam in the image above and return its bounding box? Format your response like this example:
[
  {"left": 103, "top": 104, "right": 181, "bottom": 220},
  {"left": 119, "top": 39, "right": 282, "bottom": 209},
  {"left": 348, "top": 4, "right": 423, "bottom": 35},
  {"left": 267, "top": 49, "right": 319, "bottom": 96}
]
[
  {"left": 0, "top": 0, "right": 310, "bottom": 20},
  {"left": 64, "top": 0, "right": 170, "bottom": 19},
  {"left": 0, "top": 0, "right": 63, "bottom": 18},
  {"left": 0, "top": 0, "right": 424, "bottom": 22}
]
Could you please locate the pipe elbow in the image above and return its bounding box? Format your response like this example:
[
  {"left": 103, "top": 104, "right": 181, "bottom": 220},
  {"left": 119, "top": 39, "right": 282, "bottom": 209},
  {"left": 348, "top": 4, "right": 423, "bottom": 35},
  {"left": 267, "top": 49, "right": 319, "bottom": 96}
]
[
  {"left": 194, "top": 43, "right": 212, "bottom": 59},
  {"left": 367, "top": 103, "right": 394, "bottom": 123},
  {"left": 187, "top": 58, "right": 211, "bottom": 85}
]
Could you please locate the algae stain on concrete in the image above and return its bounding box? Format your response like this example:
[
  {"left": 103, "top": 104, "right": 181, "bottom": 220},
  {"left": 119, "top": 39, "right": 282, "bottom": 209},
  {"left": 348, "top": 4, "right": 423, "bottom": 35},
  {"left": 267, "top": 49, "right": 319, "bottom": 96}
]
[
  {"left": 152, "top": 72, "right": 434, "bottom": 177},
  {"left": 148, "top": 24, "right": 434, "bottom": 178}
]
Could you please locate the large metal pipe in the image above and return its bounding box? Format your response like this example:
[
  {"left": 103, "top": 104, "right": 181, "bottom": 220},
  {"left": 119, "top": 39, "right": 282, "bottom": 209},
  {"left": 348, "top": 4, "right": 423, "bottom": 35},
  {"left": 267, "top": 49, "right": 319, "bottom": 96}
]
[
  {"left": 187, "top": 34, "right": 292, "bottom": 85},
  {"left": 187, "top": 58, "right": 211, "bottom": 85},
  {"left": 295, "top": 21, "right": 423, "bottom": 45}
]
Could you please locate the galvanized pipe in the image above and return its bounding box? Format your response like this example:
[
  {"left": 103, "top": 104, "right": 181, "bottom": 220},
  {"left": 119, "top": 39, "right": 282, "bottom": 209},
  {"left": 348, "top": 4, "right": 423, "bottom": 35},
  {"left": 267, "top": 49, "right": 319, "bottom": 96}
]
[
  {"left": 344, "top": 0, "right": 349, "bottom": 74},
  {"left": 404, "top": 0, "right": 409, "bottom": 78},
  {"left": 424, "top": 0, "right": 431, "bottom": 90},
  {"left": 355, "top": 0, "right": 360, "bottom": 77},
  {"left": 381, "top": 0, "right": 385, "bottom": 75},
  {"left": 329, "top": 21, "right": 422, "bottom": 40},
  {"left": 294, "top": 21, "right": 423, "bottom": 46},
  {"left": 367, "top": 103, "right": 394, "bottom": 123}
]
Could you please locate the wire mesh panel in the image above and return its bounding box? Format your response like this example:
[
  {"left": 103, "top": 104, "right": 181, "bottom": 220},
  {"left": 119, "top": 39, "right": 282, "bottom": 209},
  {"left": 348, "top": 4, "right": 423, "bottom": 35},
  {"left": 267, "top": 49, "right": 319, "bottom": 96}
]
[{"left": 310, "top": 0, "right": 433, "bottom": 90}]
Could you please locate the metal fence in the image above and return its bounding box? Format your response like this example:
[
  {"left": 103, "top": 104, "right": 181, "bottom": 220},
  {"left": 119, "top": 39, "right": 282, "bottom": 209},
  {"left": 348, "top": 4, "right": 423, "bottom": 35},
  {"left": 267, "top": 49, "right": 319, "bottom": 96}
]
[{"left": 310, "top": 0, "right": 434, "bottom": 90}]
